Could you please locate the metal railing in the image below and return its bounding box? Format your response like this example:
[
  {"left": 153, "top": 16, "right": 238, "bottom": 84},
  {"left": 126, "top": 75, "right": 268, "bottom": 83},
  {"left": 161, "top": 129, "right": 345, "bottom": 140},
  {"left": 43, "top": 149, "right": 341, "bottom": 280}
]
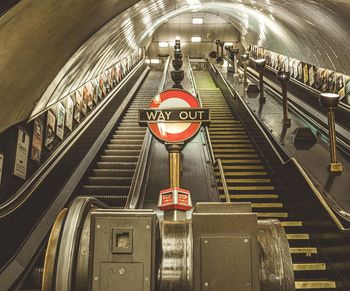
[
  {"left": 187, "top": 57, "right": 230, "bottom": 202},
  {"left": 126, "top": 56, "right": 171, "bottom": 209}
]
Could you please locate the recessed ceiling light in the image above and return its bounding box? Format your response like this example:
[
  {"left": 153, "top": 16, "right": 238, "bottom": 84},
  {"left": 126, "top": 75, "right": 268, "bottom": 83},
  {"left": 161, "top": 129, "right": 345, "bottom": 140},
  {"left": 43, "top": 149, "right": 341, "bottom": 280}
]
[
  {"left": 224, "top": 42, "right": 234, "bottom": 47},
  {"left": 191, "top": 36, "right": 202, "bottom": 43},
  {"left": 159, "top": 42, "right": 169, "bottom": 48},
  {"left": 192, "top": 17, "right": 204, "bottom": 24}
]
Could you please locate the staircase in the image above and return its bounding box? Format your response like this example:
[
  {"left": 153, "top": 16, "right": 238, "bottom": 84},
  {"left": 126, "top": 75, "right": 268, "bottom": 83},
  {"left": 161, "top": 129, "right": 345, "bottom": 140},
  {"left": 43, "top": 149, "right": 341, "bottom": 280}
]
[
  {"left": 196, "top": 71, "right": 337, "bottom": 291},
  {"left": 78, "top": 71, "right": 161, "bottom": 208}
]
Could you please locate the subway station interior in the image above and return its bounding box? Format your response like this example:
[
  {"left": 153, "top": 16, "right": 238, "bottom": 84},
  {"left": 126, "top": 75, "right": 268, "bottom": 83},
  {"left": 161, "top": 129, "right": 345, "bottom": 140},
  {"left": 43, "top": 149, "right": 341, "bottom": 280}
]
[{"left": 0, "top": 0, "right": 350, "bottom": 290}]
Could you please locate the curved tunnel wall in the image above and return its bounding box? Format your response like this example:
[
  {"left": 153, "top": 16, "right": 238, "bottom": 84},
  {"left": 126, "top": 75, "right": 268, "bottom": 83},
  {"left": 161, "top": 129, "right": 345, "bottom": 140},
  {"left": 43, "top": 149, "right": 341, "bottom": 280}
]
[{"left": 0, "top": 0, "right": 349, "bottom": 133}]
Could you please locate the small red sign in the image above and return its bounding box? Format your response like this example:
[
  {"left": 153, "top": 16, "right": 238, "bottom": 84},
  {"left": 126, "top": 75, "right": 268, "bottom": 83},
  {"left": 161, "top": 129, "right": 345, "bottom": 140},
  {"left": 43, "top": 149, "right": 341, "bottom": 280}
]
[
  {"left": 158, "top": 187, "right": 192, "bottom": 211},
  {"left": 161, "top": 194, "right": 173, "bottom": 205},
  {"left": 148, "top": 89, "right": 202, "bottom": 143}
]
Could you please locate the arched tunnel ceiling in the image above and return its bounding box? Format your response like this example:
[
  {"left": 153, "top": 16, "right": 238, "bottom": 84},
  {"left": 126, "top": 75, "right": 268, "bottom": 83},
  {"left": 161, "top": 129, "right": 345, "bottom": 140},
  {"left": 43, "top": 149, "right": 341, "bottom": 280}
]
[{"left": 0, "top": 0, "right": 349, "bottom": 133}]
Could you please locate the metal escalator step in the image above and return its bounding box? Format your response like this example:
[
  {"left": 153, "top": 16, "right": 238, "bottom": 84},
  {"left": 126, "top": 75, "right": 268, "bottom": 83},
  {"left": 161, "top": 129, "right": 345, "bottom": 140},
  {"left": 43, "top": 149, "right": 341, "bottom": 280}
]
[
  {"left": 213, "top": 149, "right": 255, "bottom": 153},
  {"left": 223, "top": 178, "right": 271, "bottom": 183},
  {"left": 216, "top": 171, "right": 267, "bottom": 176},
  {"left": 223, "top": 165, "right": 264, "bottom": 170},
  {"left": 117, "top": 127, "right": 146, "bottom": 131},
  {"left": 213, "top": 144, "right": 253, "bottom": 148},
  {"left": 87, "top": 177, "right": 132, "bottom": 186},
  {"left": 257, "top": 212, "right": 289, "bottom": 218},
  {"left": 221, "top": 159, "right": 262, "bottom": 164},
  {"left": 287, "top": 234, "right": 310, "bottom": 240},
  {"left": 293, "top": 263, "right": 326, "bottom": 271},
  {"left": 96, "top": 162, "right": 136, "bottom": 169},
  {"left": 110, "top": 135, "right": 144, "bottom": 140},
  {"left": 103, "top": 150, "right": 140, "bottom": 156},
  {"left": 99, "top": 156, "right": 139, "bottom": 162},
  {"left": 211, "top": 135, "right": 249, "bottom": 139},
  {"left": 92, "top": 169, "right": 134, "bottom": 177},
  {"left": 108, "top": 139, "right": 143, "bottom": 145},
  {"left": 295, "top": 280, "right": 336, "bottom": 289},
  {"left": 105, "top": 144, "right": 142, "bottom": 150},
  {"left": 251, "top": 203, "right": 283, "bottom": 208},
  {"left": 113, "top": 131, "right": 145, "bottom": 137},
  {"left": 219, "top": 194, "right": 279, "bottom": 199},
  {"left": 290, "top": 247, "right": 318, "bottom": 254},
  {"left": 211, "top": 139, "right": 251, "bottom": 143},
  {"left": 281, "top": 221, "right": 303, "bottom": 227},
  {"left": 82, "top": 185, "right": 130, "bottom": 195},
  {"left": 221, "top": 185, "right": 274, "bottom": 191}
]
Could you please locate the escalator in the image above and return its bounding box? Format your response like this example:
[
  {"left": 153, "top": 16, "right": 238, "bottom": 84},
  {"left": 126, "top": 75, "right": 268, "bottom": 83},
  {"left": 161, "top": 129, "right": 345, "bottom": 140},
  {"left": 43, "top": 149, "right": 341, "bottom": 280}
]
[
  {"left": 77, "top": 71, "right": 161, "bottom": 207},
  {"left": 194, "top": 70, "right": 337, "bottom": 291}
]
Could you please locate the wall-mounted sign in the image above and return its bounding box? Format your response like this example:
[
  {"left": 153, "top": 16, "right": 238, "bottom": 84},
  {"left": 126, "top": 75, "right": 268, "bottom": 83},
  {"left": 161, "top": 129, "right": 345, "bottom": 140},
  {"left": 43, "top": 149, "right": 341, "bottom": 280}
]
[
  {"left": 303, "top": 64, "right": 309, "bottom": 84},
  {"left": 73, "top": 92, "right": 82, "bottom": 123},
  {"left": 14, "top": 128, "right": 30, "bottom": 180},
  {"left": 45, "top": 110, "right": 56, "bottom": 150},
  {"left": 56, "top": 102, "right": 66, "bottom": 140},
  {"left": 66, "top": 96, "right": 74, "bottom": 131},
  {"left": 31, "top": 118, "right": 44, "bottom": 163},
  {"left": 309, "top": 66, "right": 315, "bottom": 87},
  {"left": 0, "top": 152, "right": 4, "bottom": 188},
  {"left": 139, "top": 89, "right": 210, "bottom": 144}
]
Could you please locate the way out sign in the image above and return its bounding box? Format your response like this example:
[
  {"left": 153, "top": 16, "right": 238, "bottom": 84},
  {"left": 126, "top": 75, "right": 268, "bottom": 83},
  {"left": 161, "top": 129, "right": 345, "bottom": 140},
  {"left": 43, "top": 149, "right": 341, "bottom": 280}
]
[{"left": 139, "top": 89, "right": 210, "bottom": 143}]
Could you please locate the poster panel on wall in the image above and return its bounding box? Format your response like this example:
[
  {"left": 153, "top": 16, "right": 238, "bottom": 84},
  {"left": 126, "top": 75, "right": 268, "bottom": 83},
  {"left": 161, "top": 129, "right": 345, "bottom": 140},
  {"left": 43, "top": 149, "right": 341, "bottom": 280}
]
[
  {"left": 0, "top": 152, "right": 4, "bottom": 188},
  {"left": 99, "top": 75, "right": 106, "bottom": 99},
  {"left": 328, "top": 71, "right": 336, "bottom": 93},
  {"left": 66, "top": 96, "right": 74, "bottom": 131},
  {"left": 117, "top": 63, "right": 122, "bottom": 83},
  {"left": 321, "top": 70, "right": 329, "bottom": 92},
  {"left": 309, "top": 66, "right": 315, "bottom": 88},
  {"left": 111, "top": 66, "right": 117, "bottom": 88},
  {"left": 297, "top": 62, "right": 303, "bottom": 81},
  {"left": 56, "top": 102, "right": 66, "bottom": 140},
  {"left": 108, "top": 68, "right": 114, "bottom": 90},
  {"left": 293, "top": 61, "right": 299, "bottom": 79},
  {"left": 45, "top": 110, "right": 56, "bottom": 150},
  {"left": 303, "top": 64, "right": 309, "bottom": 85},
  {"left": 315, "top": 68, "right": 324, "bottom": 90},
  {"left": 13, "top": 128, "right": 30, "bottom": 180},
  {"left": 31, "top": 118, "right": 44, "bottom": 163},
  {"left": 283, "top": 57, "right": 289, "bottom": 72},
  {"left": 104, "top": 71, "right": 110, "bottom": 93},
  {"left": 73, "top": 92, "right": 82, "bottom": 123},
  {"left": 344, "top": 78, "right": 350, "bottom": 105},
  {"left": 289, "top": 58, "right": 294, "bottom": 78},
  {"left": 78, "top": 88, "right": 87, "bottom": 116},
  {"left": 336, "top": 74, "right": 345, "bottom": 97},
  {"left": 91, "top": 79, "right": 98, "bottom": 105}
]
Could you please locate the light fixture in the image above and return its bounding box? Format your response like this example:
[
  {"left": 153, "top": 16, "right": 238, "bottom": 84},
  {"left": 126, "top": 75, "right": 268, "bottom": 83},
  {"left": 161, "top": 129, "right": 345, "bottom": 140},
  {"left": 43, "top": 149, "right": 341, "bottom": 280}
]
[
  {"left": 191, "top": 36, "right": 201, "bottom": 43},
  {"left": 147, "top": 58, "right": 160, "bottom": 64},
  {"left": 159, "top": 42, "right": 169, "bottom": 48},
  {"left": 192, "top": 17, "right": 204, "bottom": 24},
  {"left": 224, "top": 42, "right": 234, "bottom": 47}
]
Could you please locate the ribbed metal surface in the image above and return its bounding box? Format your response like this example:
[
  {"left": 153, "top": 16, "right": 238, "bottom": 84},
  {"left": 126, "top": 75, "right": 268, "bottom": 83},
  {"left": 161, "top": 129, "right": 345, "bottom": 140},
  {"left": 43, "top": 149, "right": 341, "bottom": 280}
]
[
  {"left": 77, "top": 71, "right": 161, "bottom": 207},
  {"left": 196, "top": 71, "right": 337, "bottom": 290}
]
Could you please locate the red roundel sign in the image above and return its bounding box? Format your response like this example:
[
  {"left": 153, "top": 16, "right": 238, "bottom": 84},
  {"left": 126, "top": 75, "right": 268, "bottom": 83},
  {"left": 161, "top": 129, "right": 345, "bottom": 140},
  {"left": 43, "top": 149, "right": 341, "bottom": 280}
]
[{"left": 141, "top": 89, "right": 208, "bottom": 143}]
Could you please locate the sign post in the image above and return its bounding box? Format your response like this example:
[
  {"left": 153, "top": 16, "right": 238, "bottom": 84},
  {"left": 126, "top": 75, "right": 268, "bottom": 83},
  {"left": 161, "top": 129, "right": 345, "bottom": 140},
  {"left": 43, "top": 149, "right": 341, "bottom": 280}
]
[{"left": 139, "top": 89, "right": 209, "bottom": 221}]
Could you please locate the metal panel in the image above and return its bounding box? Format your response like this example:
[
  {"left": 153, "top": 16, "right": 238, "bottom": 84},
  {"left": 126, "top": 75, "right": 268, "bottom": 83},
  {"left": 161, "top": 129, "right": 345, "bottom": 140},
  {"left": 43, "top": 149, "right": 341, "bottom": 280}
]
[{"left": 200, "top": 236, "right": 252, "bottom": 291}]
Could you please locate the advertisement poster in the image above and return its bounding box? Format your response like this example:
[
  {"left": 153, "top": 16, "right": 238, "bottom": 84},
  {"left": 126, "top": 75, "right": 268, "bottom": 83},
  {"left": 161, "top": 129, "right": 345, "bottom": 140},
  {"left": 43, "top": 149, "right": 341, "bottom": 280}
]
[
  {"left": 111, "top": 67, "right": 117, "bottom": 87},
  {"left": 344, "top": 78, "right": 350, "bottom": 105},
  {"left": 117, "top": 63, "right": 122, "bottom": 83},
  {"left": 309, "top": 66, "right": 315, "bottom": 87},
  {"left": 297, "top": 62, "right": 303, "bottom": 81},
  {"left": 104, "top": 71, "right": 110, "bottom": 93},
  {"left": 73, "top": 92, "right": 82, "bottom": 123},
  {"left": 65, "top": 96, "right": 74, "bottom": 131},
  {"left": 45, "top": 110, "right": 56, "bottom": 150},
  {"left": 86, "top": 84, "right": 94, "bottom": 110},
  {"left": 328, "top": 71, "right": 336, "bottom": 93},
  {"left": 321, "top": 70, "right": 329, "bottom": 92},
  {"left": 303, "top": 64, "right": 309, "bottom": 84},
  {"left": 31, "top": 118, "right": 44, "bottom": 163},
  {"left": 78, "top": 89, "right": 87, "bottom": 116},
  {"left": 336, "top": 74, "right": 345, "bottom": 97},
  {"left": 289, "top": 58, "right": 295, "bottom": 78},
  {"left": 13, "top": 128, "right": 30, "bottom": 180},
  {"left": 315, "top": 68, "right": 324, "bottom": 90},
  {"left": 99, "top": 75, "right": 106, "bottom": 99},
  {"left": 293, "top": 61, "right": 299, "bottom": 79},
  {"left": 0, "top": 152, "right": 4, "bottom": 188},
  {"left": 283, "top": 57, "right": 289, "bottom": 72},
  {"left": 276, "top": 55, "right": 282, "bottom": 71},
  {"left": 91, "top": 79, "right": 99, "bottom": 105},
  {"left": 56, "top": 102, "right": 66, "bottom": 140}
]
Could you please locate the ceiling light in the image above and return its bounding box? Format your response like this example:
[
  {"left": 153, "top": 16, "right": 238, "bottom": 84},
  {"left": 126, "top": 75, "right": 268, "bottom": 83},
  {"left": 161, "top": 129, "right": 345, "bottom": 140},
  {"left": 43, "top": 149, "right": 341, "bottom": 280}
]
[
  {"left": 148, "top": 58, "right": 160, "bottom": 64},
  {"left": 224, "top": 42, "right": 234, "bottom": 47},
  {"left": 192, "top": 17, "right": 204, "bottom": 24},
  {"left": 159, "top": 42, "right": 169, "bottom": 48},
  {"left": 191, "top": 36, "right": 202, "bottom": 43}
]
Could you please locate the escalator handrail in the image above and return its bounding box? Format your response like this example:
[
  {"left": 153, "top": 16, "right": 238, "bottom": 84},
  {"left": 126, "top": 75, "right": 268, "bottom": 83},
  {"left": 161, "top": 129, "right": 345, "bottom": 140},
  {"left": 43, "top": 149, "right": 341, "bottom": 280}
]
[
  {"left": 0, "top": 60, "right": 146, "bottom": 218},
  {"left": 210, "top": 58, "right": 350, "bottom": 231},
  {"left": 187, "top": 58, "right": 230, "bottom": 203},
  {"left": 126, "top": 56, "right": 171, "bottom": 209}
]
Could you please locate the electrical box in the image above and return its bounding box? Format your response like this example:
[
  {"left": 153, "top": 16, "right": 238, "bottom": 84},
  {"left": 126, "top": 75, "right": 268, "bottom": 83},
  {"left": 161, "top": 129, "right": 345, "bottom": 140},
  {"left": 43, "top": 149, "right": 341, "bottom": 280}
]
[{"left": 90, "top": 210, "right": 158, "bottom": 291}]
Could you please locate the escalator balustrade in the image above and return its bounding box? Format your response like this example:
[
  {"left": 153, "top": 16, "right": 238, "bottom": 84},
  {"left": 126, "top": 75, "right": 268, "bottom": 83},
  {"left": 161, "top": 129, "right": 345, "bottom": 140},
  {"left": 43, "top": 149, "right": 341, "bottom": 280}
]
[{"left": 196, "top": 71, "right": 337, "bottom": 291}]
